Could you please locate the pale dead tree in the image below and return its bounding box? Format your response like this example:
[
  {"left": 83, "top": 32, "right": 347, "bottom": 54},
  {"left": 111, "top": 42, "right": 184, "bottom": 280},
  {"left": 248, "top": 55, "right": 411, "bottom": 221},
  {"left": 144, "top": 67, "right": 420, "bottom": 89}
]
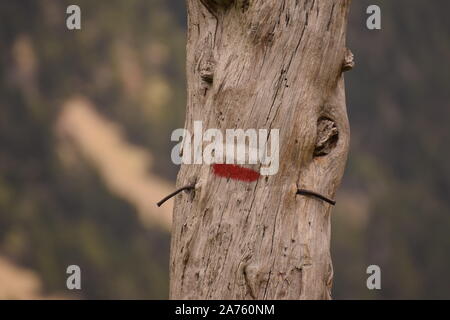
[{"left": 169, "top": 0, "right": 353, "bottom": 299}]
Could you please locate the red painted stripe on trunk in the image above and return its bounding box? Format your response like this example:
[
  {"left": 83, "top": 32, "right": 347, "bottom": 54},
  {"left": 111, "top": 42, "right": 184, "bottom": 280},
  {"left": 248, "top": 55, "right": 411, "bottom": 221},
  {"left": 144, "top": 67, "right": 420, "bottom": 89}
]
[{"left": 212, "top": 164, "right": 260, "bottom": 182}]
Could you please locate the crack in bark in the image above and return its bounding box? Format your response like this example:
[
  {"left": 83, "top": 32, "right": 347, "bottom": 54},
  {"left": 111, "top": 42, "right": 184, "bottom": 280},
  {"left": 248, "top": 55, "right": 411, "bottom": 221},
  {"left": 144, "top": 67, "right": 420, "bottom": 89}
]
[
  {"left": 243, "top": 263, "right": 257, "bottom": 299},
  {"left": 326, "top": 3, "right": 335, "bottom": 31}
]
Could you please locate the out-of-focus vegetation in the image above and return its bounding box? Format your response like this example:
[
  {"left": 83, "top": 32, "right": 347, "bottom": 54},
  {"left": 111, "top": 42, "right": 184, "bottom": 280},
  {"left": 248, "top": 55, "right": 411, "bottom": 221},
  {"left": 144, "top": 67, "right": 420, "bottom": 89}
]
[
  {"left": 333, "top": 0, "right": 450, "bottom": 299},
  {"left": 0, "top": 0, "right": 186, "bottom": 299},
  {"left": 0, "top": 0, "right": 449, "bottom": 299}
]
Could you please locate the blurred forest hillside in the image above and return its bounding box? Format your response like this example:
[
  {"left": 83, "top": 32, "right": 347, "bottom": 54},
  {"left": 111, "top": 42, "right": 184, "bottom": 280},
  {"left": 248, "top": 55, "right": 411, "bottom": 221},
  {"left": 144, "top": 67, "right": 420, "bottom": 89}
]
[{"left": 0, "top": 0, "right": 449, "bottom": 299}]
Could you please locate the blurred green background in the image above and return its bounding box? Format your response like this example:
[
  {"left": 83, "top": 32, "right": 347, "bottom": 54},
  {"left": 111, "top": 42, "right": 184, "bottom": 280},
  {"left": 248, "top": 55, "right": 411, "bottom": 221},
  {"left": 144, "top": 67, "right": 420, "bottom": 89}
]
[{"left": 0, "top": 0, "right": 449, "bottom": 299}]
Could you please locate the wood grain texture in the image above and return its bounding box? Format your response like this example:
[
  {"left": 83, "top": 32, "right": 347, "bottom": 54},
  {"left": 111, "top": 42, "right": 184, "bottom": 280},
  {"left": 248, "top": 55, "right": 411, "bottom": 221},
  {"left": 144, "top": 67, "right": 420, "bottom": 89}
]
[{"left": 170, "top": 0, "right": 352, "bottom": 299}]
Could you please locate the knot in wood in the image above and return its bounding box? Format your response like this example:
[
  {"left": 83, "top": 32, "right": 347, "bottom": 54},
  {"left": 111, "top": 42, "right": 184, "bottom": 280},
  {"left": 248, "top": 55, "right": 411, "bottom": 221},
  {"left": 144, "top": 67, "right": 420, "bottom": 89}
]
[
  {"left": 199, "top": 59, "right": 215, "bottom": 84},
  {"left": 201, "top": 0, "right": 235, "bottom": 13},
  {"left": 314, "top": 117, "right": 339, "bottom": 157},
  {"left": 342, "top": 48, "right": 355, "bottom": 72}
]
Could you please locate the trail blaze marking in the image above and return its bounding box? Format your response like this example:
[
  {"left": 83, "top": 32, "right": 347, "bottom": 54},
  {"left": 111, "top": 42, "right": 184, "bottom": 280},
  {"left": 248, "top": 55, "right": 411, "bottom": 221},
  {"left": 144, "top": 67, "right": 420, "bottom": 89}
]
[{"left": 212, "top": 164, "right": 260, "bottom": 182}]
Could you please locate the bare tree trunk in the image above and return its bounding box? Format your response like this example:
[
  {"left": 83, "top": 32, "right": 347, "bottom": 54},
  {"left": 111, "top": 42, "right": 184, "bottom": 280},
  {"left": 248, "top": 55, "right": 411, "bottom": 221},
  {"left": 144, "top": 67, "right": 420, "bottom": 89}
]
[{"left": 170, "top": 0, "right": 353, "bottom": 299}]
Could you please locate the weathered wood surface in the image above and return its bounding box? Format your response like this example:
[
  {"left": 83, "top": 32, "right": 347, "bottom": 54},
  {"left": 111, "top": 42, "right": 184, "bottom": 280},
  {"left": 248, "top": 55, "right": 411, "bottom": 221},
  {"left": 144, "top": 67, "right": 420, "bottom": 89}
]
[{"left": 170, "top": 0, "right": 352, "bottom": 299}]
